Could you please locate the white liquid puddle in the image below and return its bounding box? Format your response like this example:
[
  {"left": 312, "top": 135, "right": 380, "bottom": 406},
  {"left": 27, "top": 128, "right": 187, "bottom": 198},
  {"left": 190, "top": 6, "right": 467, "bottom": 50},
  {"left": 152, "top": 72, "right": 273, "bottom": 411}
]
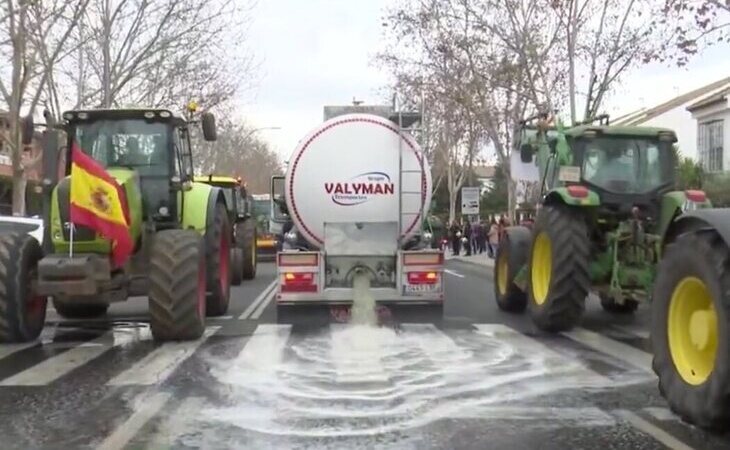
[{"left": 189, "top": 276, "right": 654, "bottom": 442}]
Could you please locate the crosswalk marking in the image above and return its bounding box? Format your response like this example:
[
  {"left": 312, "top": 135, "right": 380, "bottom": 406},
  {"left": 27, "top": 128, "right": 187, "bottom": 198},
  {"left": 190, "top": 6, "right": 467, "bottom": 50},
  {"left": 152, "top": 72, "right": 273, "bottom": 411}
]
[
  {"left": 143, "top": 396, "right": 207, "bottom": 449},
  {"left": 400, "top": 323, "right": 466, "bottom": 360},
  {"left": 615, "top": 409, "right": 695, "bottom": 450},
  {"left": 474, "top": 324, "right": 612, "bottom": 384},
  {"left": 643, "top": 406, "right": 678, "bottom": 422},
  {"left": 0, "top": 341, "right": 38, "bottom": 361},
  {"left": 96, "top": 392, "right": 172, "bottom": 450},
  {"left": 231, "top": 324, "right": 291, "bottom": 374},
  {"left": 330, "top": 324, "right": 390, "bottom": 383},
  {"left": 612, "top": 324, "right": 651, "bottom": 340},
  {"left": 563, "top": 328, "right": 653, "bottom": 373},
  {"left": 107, "top": 327, "right": 219, "bottom": 386},
  {"left": 0, "top": 332, "right": 117, "bottom": 386}
]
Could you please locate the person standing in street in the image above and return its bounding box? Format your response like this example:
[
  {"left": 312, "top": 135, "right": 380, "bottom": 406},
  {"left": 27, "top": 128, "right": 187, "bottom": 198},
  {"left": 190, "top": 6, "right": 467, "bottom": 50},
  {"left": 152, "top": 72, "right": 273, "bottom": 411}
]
[
  {"left": 488, "top": 219, "right": 499, "bottom": 258},
  {"left": 463, "top": 219, "right": 472, "bottom": 256},
  {"left": 450, "top": 221, "right": 461, "bottom": 256},
  {"left": 471, "top": 220, "right": 480, "bottom": 255}
]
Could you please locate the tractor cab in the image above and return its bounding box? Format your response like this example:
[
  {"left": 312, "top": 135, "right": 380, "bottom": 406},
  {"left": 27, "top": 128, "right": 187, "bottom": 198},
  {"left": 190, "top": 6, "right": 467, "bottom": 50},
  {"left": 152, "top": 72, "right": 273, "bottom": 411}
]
[
  {"left": 194, "top": 175, "right": 251, "bottom": 223},
  {"left": 565, "top": 125, "right": 677, "bottom": 218},
  {"left": 518, "top": 113, "right": 678, "bottom": 222}
]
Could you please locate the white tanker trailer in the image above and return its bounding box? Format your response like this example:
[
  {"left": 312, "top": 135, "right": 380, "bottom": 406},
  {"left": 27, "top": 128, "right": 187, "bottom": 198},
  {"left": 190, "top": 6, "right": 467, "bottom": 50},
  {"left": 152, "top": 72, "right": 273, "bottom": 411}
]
[{"left": 270, "top": 111, "right": 445, "bottom": 311}]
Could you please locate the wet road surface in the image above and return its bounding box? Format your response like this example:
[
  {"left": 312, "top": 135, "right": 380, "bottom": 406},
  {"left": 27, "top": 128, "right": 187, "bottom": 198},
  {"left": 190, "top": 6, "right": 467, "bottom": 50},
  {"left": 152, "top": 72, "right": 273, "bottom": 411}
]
[{"left": 0, "top": 260, "right": 729, "bottom": 449}]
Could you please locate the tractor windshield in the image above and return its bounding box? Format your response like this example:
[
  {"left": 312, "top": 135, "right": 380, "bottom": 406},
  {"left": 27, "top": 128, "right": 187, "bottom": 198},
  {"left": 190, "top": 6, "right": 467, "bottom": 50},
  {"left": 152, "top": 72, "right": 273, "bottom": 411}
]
[
  {"left": 580, "top": 136, "right": 673, "bottom": 194},
  {"left": 73, "top": 119, "right": 170, "bottom": 177}
]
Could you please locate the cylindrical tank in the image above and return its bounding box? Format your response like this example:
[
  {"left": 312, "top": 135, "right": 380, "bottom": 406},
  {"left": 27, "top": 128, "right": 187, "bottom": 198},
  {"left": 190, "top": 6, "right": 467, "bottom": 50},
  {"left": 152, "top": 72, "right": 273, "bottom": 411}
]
[{"left": 284, "top": 113, "right": 432, "bottom": 249}]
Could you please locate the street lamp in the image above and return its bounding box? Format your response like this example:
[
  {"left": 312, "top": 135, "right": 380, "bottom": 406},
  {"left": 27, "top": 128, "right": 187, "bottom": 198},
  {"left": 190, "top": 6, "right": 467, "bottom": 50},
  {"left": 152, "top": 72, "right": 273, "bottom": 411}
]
[{"left": 244, "top": 126, "right": 281, "bottom": 141}]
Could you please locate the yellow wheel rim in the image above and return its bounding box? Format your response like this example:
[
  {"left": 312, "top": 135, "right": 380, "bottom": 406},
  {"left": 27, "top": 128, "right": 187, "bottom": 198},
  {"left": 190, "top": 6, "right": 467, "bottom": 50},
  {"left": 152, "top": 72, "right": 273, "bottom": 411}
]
[
  {"left": 531, "top": 232, "right": 552, "bottom": 305},
  {"left": 497, "top": 251, "right": 509, "bottom": 296},
  {"left": 668, "top": 276, "right": 717, "bottom": 385}
]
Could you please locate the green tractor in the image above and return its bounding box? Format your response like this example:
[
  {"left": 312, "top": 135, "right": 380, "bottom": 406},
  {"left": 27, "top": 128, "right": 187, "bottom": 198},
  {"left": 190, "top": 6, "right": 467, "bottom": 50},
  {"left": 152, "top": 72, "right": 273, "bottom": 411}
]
[
  {"left": 195, "top": 175, "right": 258, "bottom": 285},
  {"left": 495, "top": 113, "right": 711, "bottom": 332},
  {"left": 0, "top": 107, "right": 234, "bottom": 343}
]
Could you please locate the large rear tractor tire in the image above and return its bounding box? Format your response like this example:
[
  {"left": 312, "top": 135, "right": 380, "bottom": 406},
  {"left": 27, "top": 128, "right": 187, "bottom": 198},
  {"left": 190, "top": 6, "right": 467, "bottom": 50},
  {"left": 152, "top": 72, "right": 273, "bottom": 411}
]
[
  {"left": 0, "top": 233, "right": 47, "bottom": 343},
  {"left": 149, "top": 230, "right": 207, "bottom": 341},
  {"left": 238, "top": 219, "right": 257, "bottom": 280},
  {"left": 205, "top": 203, "right": 232, "bottom": 317},
  {"left": 599, "top": 293, "right": 638, "bottom": 314},
  {"left": 52, "top": 298, "right": 109, "bottom": 319},
  {"left": 651, "top": 231, "right": 730, "bottom": 430},
  {"left": 494, "top": 227, "right": 531, "bottom": 313},
  {"left": 527, "top": 205, "right": 590, "bottom": 332},
  {"left": 231, "top": 247, "right": 244, "bottom": 286}
]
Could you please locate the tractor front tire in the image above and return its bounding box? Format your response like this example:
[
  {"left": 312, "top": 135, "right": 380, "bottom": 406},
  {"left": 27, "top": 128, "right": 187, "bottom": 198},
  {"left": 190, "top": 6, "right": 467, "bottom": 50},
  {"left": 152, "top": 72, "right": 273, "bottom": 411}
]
[
  {"left": 527, "top": 205, "right": 590, "bottom": 332},
  {"left": 52, "top": 298, "right": 109, "bottom": 319},
  {"left": 599, "top": 293, "right": 638, "bottom": 314},
  {"left": 494, "top": 227, "right": 531, "bottom": 313},
  {"left": 149, "top": 230, "right": 206, "bottom": 341},
  {"left": 0, "top": 233, "right": 47, "bottom": 343},
  {"left": 205, "top": 203, "right": 232, "bottom": 317},
  {"left": 238, "top": 219, "right": 257, "bottom": 280},
  {"left": 651, "top": 231, "right": 730, "bottom": 430},
  {"left": 231, "top": 247, "right": 244, "bottom": 286}
]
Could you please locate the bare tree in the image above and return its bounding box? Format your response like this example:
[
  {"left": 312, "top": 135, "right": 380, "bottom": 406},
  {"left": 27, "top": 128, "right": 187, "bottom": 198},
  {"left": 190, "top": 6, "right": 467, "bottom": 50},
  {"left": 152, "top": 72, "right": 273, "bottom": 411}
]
[
  {"left": 195, "top": 118, "right": 282, "bottom": 194},
  {"left": 51, "top": 0, "right": 256, "bottom": 111},
  {"left": 658, "top": 0, "right": 730, "bottom": 66},
  {"left": 0, "top": 0, "right": 88, "bottom": 215}
]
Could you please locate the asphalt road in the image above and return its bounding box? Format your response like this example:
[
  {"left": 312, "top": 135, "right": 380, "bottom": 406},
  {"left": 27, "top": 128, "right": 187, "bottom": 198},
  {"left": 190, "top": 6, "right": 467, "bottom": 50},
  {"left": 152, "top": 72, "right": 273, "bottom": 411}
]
[{"left": 0, "top": 259, "right": 729, "bottom": 449}]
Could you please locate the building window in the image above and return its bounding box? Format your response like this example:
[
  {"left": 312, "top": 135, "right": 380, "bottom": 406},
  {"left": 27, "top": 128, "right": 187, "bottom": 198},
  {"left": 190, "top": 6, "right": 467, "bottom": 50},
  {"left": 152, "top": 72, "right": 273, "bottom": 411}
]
[{"left": 698, "top": 119, "right": 724, "bottom": 172}]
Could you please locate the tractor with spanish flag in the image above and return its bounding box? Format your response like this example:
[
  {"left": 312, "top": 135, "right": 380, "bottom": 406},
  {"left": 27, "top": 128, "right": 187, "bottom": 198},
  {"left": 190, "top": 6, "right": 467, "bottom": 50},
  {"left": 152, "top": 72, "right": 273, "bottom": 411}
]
[{"left": 0, "top": 104, "right": 233, "bottom": 342}]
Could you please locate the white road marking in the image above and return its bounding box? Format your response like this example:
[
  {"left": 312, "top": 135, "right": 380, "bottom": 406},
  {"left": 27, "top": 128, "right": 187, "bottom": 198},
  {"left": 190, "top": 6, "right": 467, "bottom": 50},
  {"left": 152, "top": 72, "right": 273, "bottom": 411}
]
[
  {"left": 444, "top": 269, "right": 465, "bottom": 278},
  {"left": 451, "top": 406, "right": 616, "bottom": 425},
  {"left": 330, "top": 324, "right": 389, "bottom": 383},
  {"left": 0, "top": 332, "right": 117, "bottom": 386},
  {"left": 231, "top": 324, "right": 291, "bottom": 374},
  {"left": 143, "top": 396, "right": 207, "bottom": 449},
  {"left": 474, "top": 324, "right": 611, "bottom": 384},
  {"left": 401, "top": 323, "right": 465, "bottom": 359},
  {"left": 96, "top": 392, "right": 172, "bottom": 450},
  {"left": 106, "top": 327, "right": 219, "bottom": 386},
  {"left": 563, "top": 328, "right": 653, "bottom": 373},
  {"left": 0, "top": 342, "right": 39, "bottom": 361},
  {"left": 238, "top": 280, "right": 277, "bottom": 320},
  {"left": 615, "top": 409, "right": 695, "bottom": 450},
  {"left": 643, "top": 407, "right": 679, "bottom": 422},
  {"left": 612, "top": 324, "right": 651, "bottom": 340},
  {"left": 251, "top": 286, "right": 277, "bottom": 319}
]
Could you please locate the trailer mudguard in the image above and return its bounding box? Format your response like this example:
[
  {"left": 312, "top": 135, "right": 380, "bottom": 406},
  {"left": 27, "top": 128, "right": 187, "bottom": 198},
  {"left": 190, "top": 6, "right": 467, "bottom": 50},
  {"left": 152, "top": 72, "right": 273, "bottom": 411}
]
[
  {"left": 663, "top": 208, "right": 730, "bottom": 249},
  {"left": 544, "top": 187, "right": 600, "bottom": 207}
]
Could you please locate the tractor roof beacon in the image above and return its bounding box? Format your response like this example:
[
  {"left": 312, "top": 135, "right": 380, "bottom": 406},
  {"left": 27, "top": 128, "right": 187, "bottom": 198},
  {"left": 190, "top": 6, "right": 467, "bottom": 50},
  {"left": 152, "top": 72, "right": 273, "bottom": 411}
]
[
  {"left": 495, "top": 112, "right": 712, "bottom": 333},
  {"left": 0, "top": 106, "right": 235, "bottom": 343},
  {"left": 195, "top": 175, "right": 258, "bottom": 284}
]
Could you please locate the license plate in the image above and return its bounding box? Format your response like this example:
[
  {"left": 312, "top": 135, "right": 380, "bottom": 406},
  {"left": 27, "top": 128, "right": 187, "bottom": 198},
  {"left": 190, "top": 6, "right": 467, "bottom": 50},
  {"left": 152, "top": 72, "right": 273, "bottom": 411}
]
[{"left": 404, "top": 284, "right": 437, "bottom": 294}]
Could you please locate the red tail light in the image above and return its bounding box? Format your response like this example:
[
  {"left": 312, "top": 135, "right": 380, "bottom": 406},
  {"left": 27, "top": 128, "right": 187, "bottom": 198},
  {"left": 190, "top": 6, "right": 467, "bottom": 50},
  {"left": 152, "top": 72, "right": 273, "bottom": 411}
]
[
  {"left": 282, "top": 272, "right": 317, "bottom": 292},
  {"left": 567, "top": 185, "right": 588, "bottom": 198},
  {"left": 407, "top": 271, "right": 438, "bottom": 285},
  {"left": 685, "top": 189, "right": 706, "bottom": 203}
]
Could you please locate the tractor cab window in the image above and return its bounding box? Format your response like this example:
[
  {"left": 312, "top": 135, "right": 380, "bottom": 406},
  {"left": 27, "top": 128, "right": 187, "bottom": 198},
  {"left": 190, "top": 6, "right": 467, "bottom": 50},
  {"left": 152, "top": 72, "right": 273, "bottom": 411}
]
[
  {"left": 74, "top": 119, "right": 170, "bottom": 177},
  {"left": 580, "top": 136, "right": 673, "bottom": 194}
]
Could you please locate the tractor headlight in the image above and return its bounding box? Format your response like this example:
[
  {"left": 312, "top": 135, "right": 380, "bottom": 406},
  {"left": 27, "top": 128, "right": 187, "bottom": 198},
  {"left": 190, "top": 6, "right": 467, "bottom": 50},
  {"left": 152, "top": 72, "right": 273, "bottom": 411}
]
[
  {"left": 423, "top": 232, "right": 433, "bottom": 242},
  {"left": 158, "top": 206, "right": 169, "bottom": 216},
  {"left": 285, "top": 231, "right": 297, "bottom": 244}
]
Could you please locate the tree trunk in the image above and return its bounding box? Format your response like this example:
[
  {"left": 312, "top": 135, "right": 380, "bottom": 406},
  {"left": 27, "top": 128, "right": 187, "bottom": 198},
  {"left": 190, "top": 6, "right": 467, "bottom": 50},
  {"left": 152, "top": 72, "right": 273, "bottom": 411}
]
[
  {"left": 12, "top": 175, "right": 26, "bottom": 217},
  {"left": 101, "top": 0, "right": 112, "bottom": 107},
  {"left": 448, "top": 186, "right": 457, "bottom": 225}
]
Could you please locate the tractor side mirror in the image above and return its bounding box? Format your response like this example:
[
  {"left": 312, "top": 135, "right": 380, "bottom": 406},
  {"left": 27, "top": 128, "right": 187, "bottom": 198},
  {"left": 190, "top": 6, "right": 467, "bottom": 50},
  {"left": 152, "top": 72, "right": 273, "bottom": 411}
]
[
  {"left": 21, "top": 114, "right": 34, "bottom": 145},
  {"left": 520, "top": 143, "right": 533, "bottom": 163},
  {"left": 201, "top": 112, "right": 217, "bottom": 142}
]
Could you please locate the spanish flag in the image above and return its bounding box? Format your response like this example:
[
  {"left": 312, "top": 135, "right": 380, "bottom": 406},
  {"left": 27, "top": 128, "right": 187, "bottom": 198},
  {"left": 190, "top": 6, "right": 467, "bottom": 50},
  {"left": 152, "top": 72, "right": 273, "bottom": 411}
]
[{"left": 69, "top": 143, "right": 133, "bottom": 268}]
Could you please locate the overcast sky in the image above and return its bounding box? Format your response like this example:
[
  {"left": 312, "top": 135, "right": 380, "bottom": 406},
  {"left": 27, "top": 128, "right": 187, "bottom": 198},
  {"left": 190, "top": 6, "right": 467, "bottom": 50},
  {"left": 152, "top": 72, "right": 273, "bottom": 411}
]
[{"left": 241, "top": 0, "right": 730, "bottom": 163}]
